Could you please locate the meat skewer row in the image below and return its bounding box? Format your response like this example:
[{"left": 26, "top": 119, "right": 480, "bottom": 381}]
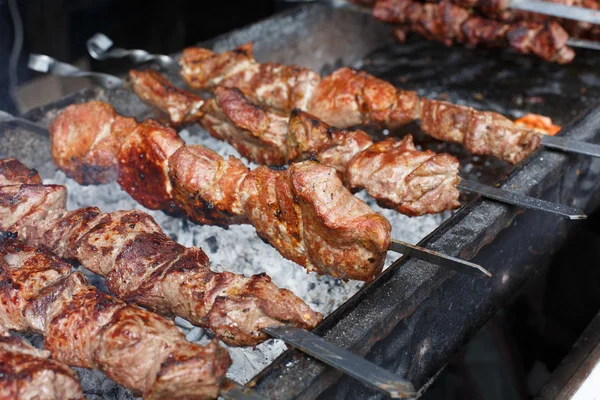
[
  {"left": 0, "top": 324, "right": 84, "bottom": 400},
  {"left": 131, "top": 70, "right": 560, "bottom": 217},
  {"left": 0, "top": 158, "right": 321, "bottom": 346},
  {"left": 177, "top": 42, "right": 559, "bottom": 164},
  {"left": 429, "top": 0, "right": 600, "bottom": 40},
  {"left": 373, "top": 0, "right": 575, "bottom": 63},
  {"left": 0, "top": 161, "right": 231, "bottom": 399},
  {"left": 130, "top": 72, "right": 461, "bottom": 217}
]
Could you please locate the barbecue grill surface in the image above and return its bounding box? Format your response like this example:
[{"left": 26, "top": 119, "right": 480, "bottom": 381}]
[{"left": 2, "top": 3, "right": 600, "bottom": 399}]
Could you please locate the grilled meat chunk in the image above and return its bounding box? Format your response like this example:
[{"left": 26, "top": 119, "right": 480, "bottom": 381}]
[
  {"left": 346, "top": 136, "right": 461, "bottom": 216},
  {"left": 130, "top": 69, "right": 205, "bottom": 126},
  {"left": 0, "top": 159, "right": 322, "bottom": 345},
  {"left": 133, "top": 56, "right": 556, "bottom": 164},
  {"left": 179, "top": 42, "right": 321, "bottom": 113},
  {"left": 0, "top": 237, "right": 230, "bottom": 399},
  {"left": 240, "top": 162, "right": 391, "bottom": 281},
  {"left": 49, "top": 102, "right": 391, "bottom": 281},
  {"left": 306, "top": 67, "right": 421, "bottom": 128},
  {"left": 169, "top": 145, "right": 250, "bottom": 226},
  {"left": 0, "top": 326, "right": 84, "bottom": 400},
  {"left": 373, "top": 0, "right": 575, "bottom": 63},
  {"left": 200, "top": 87, "right": 289, "bottom": 165},
  {"left": 287, "top": 109, "right": 374, "bottom": 175},
  {"left": 420, "top": 99, "right": 542, "bottom": 164}
]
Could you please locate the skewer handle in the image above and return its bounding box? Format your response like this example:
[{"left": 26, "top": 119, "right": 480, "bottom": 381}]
[
  {"left": 458, "top": 179, "right": 587, "bottom": 220},
  {"left": 28, "top": 54, "right": 124, "bottom": 89},
  {"left": 263, "top": 326, "right": 416, "bottom": 399},
  {"left": 87, "top": 33, "right": 176, "bottom": 69},
  {"left": 390, "top": 239, "right": 491, "bottom": 277}
]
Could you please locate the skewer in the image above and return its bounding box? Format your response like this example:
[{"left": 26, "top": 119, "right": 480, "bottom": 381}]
[
  {"left": 264, "top": 326, "right": 416, "bottom": 399},
  {"left": 27, "top": 54, "right": 588, "bottom": 221},
  {"left": 220, "top": 379, "right": 270, "bottom": 400}
]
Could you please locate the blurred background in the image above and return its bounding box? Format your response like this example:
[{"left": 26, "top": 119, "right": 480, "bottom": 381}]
[{"left": 1, "top": 1, "right": 600, "bottom": 399}]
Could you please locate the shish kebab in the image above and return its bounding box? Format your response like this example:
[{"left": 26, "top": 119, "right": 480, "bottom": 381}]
[
  {"left": 370, "top": 0, "right": 597, "bottom": 63},
  {"left": 0, "top": 323, "right": 84, "bottom": 399},
  {"left": 83, "top": 36, "right": 600, "bottom": 163},
  {"left": 361, "top": 0, "right": 600, "bottom": 40},
  {"left": 0, "top": 158, "right": 416, "bottom": 399},
  {"left": 27, "top": 55, "right": 588, "bottom": 221},
  {"left": 294, "top": 0, "right": 600, "bottom": 56}
]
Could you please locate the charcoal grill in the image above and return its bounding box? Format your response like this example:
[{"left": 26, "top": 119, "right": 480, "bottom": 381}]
[{"left": 2, "top": 3, "right": 600, "bottom": 399}]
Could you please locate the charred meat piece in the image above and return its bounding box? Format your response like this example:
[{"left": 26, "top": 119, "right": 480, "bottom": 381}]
[
  {"left": 49, "top": 102, "right": 391, "bottom": 281},
  {"left": 0, "top": 159, "right": 322, "bottom": 346},
  {"left": 0, "top": 326, "right": 84, "bottom": 400},
  {"left": 287, "top": 109, "right": 374, "bottom": 175},
  {"left": 179, "top": 42, "right": 321, "bottom": 113},
  {"left": 420, "top": 99, "right": 542, "bottom": 164},
  {"left": 130, "top": 69, "right": 205, "bottom": 126},
  {"left": 200, "top": 87, "right": 289, "bottom": 165},
  {"left": 0, "top": 237, "right": 230, "bottom": 399},
  {"left": 346, "top": 136, "right": 461, "bottom": 216},
  {"left": 373, "top": 0, "right": 575, "bottom": 63},
  {"left": 307, "top": 67, "right": 421, "bottom": 128},
  {"left": 169, "top": 145, "right": 250, "bottom": 227}
]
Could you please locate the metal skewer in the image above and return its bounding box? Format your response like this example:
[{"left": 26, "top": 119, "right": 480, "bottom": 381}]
[
  {"left": 27, "top": 54, "right": 588, "bottom": 222},
  {"left": 509, "top": 0, "right": 600, "bottom": 25},
  {"left": 264, "top": 326, "right": 416, "bottom": 399}
]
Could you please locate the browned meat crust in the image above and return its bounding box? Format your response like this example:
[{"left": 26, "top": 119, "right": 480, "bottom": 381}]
[
  {"left": 0, "top": 237, "right": 230, "bottom": 399},
  {"left": 0, "top": 159, "right": 42, "bottom": 185},
  {"left": 179, "top": 43, "right": 321, "bottom": 113},
  {"left": 200, "top": 87, "right": 289, "bottom": 165},
  {"left": 49, "top": 102, "right": 390, "bottom": 281},
  {"left": 0, "top": 327, "right": 84, "bottom": 400},
  {"left": 0, "top": 159, "right": 322, "bottom": 346},
  {"left": 306, "top": 67, "right": 421, "bottom": 128},
  {"left": 373, "top": 0, "right": 575, "bottom": 63},
  {"left": 287, "top": 109, "right": 374, "bottom": 176},
  {"left": 346, "top": 136, "right": 461, "bottom": 216},
  {"left": 129, "top": 69, "right": 205, "bottom": 126},
  {"left": 419, "top": 99, "right": 541, "bottom": 164}
]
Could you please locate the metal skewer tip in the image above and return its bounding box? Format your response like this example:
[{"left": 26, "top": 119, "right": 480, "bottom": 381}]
[
  {"left": 541, "top": 135, "right": 600, "bottom": 159},
  {"left": 390, "top": 239, "right": 492, "bottom": 277},
  {"left": 263, "top": 326, "right": 416, "bottom": 399},
  {"left": 458, "top": 179, "right": 587, "bottom": 220},
  {"left": 220, "top": 379, "right": 268, "bottom": 400}
]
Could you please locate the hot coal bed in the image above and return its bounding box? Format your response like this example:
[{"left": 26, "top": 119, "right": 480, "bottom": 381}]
[{"left": 2, "top": 3, "right": 600, "bottom": 399}]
